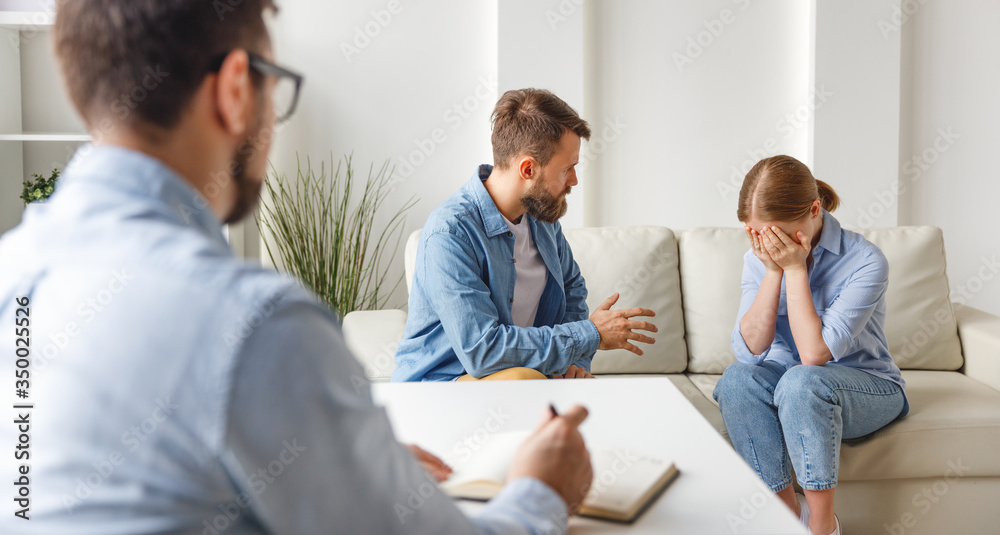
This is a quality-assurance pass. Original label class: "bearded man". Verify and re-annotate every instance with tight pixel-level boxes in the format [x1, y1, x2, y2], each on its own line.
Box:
[392, 89, 658, 382]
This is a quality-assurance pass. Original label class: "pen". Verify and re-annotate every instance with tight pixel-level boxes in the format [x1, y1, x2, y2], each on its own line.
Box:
[549, 403, 559, 418]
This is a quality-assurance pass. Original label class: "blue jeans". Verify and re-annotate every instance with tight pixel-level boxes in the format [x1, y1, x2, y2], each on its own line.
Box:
[713, 361, 905, 491]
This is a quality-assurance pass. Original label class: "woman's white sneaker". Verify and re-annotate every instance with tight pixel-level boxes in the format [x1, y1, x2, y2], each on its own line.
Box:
[796, 492, 810, 526]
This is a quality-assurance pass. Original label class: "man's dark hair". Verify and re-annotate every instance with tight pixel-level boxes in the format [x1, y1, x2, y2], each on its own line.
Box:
[54, 0, 276, 130]
[490, 88, 591, 170]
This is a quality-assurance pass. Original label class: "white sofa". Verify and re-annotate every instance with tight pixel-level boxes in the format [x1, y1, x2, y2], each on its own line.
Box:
[342, 226, 1000, 535]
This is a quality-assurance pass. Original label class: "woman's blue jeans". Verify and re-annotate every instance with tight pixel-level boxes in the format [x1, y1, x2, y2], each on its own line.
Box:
[713, 361, 905, 492]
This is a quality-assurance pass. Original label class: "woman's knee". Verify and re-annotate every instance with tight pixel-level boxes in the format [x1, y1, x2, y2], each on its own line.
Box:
[714, 362, 773, 401]
[774, 365, 833, 406]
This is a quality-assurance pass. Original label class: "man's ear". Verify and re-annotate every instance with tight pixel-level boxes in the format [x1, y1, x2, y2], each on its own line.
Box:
[517, 157, 536, 181]
[212, 49, 254, 136]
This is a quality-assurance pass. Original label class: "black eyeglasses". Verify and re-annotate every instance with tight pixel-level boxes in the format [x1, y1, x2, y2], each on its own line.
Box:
[209, 51, 304, 124]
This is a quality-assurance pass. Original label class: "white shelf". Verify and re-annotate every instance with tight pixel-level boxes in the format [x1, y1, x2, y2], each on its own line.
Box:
[0, 12, 54, 30]
[0, 132, 90, 141]
[1, 9, 80, 236]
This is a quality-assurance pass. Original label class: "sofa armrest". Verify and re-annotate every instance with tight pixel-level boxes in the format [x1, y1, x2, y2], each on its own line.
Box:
[955, 303, 1000, 393]
[342, 309, 407, 382]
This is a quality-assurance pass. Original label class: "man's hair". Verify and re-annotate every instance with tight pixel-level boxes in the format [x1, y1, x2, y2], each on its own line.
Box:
[490, 89, 591, 170]
[53, 0, 277, 130]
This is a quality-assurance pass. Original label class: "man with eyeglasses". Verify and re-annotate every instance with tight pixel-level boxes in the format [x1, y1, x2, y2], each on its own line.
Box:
[0, 1, 592, 534]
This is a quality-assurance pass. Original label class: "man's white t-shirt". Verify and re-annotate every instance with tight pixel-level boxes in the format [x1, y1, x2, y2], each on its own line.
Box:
[502, 214, 548, 328]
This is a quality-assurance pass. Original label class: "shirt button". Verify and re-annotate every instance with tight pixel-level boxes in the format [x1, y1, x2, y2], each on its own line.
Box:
[507, 232, 513, 237]
[510, 298, 514, 303]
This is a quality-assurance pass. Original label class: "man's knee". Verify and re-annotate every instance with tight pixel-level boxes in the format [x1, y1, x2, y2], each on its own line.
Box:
[460, 367, 547, 381]
[495, 367, 547, 380]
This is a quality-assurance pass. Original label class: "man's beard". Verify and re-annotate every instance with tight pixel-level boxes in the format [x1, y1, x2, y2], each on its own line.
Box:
[520, 177, 570, 224]
[223, 121, 266, 224]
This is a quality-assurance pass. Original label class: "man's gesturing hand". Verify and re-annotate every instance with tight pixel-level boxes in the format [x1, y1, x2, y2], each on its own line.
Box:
[508, 405, 593, 514]
[589, 293, 657, 356]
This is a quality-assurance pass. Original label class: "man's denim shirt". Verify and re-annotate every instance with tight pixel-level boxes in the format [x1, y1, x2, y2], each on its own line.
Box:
[392, 165, 600, 382]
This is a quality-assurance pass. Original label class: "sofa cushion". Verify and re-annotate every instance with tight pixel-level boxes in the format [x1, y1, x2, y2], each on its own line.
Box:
[856, 227, 963, 370]
[677, 228, 748, 374]
[838, 370, 1000, 480]
[678, 226, 964, 372]
[685, 370, 1000, 480]
[564, 226, 688, 374]
[342, 309, 407, 382]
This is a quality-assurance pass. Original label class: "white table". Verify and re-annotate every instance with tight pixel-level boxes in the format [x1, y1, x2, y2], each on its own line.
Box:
[372, 377, 807, 534]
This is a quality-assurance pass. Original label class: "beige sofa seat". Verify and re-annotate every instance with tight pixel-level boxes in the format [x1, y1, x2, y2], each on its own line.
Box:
[840, 370, 1000, 481]
[687, 370, 1000, 480]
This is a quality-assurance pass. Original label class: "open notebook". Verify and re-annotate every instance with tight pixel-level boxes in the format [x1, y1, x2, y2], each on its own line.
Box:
[440, 431, 678, 523]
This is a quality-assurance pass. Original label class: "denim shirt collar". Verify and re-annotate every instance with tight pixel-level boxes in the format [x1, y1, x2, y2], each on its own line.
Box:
[814, 209, 843, 256]
[467, 164, 520, 238]
[63, 143, 228, 249]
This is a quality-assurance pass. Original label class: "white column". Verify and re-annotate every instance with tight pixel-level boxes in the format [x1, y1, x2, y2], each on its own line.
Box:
[498, 0, 589, 228]
[812, 0, 902, 228]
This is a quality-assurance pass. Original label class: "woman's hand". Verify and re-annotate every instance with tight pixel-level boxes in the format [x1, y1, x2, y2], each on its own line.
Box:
[760, 226, 811, 273]
[745, 226, 781, 273]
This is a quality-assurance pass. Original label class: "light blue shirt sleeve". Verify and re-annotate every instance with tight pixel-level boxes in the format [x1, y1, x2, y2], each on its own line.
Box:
[731, 253, 795, 367]
[818, 248, 889, 361]
[419, 230, 600, 378]
[473, 478, 570, 534]
[732, 254, 770, 365]
[223, 295, 570, 534]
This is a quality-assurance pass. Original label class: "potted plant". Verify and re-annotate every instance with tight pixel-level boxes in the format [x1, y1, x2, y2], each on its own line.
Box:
[256, 153, 416, 319]
[21, 168, 60, 204]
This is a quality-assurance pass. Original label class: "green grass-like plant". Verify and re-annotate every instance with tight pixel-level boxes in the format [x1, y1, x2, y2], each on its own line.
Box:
[256, 153, 416, 319]
[21, 168, 60, 204]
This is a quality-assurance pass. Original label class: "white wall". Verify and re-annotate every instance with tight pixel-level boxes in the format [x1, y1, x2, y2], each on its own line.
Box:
[813, 0, 901, 230]
[268, 0, 499, 310]
[498, 0, 587, 227]
[898, 0, 1000, 316]
[269, 0, 999, 317]
[584, 0, 812, 228]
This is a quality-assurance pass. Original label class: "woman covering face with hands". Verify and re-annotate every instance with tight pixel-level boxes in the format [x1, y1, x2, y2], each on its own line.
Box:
[713, 155, 908, 535]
